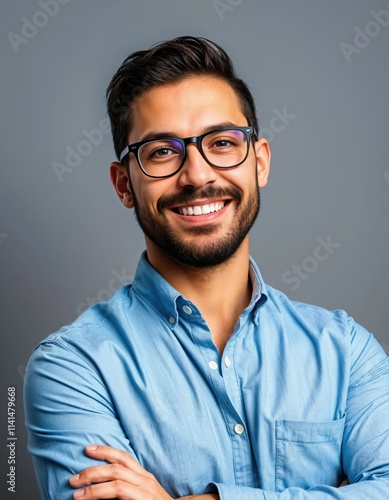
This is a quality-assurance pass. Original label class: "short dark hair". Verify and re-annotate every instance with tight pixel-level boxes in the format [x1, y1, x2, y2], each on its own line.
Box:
[106, 36, 259, 161]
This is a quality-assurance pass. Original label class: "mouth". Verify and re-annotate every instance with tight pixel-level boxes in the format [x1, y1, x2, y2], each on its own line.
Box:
[172, 200, 229, 216]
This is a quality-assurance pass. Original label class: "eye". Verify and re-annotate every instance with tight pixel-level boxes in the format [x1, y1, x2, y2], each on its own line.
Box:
[208, 136, 240, 151]
[141, 140, 182, 162]
[204, 130, 244, 151]
[212, 139, 235, 148]
[153, 148, 175, 157]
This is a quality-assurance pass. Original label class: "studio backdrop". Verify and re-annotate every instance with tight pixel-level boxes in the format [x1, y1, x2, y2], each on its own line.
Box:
[1, 1, 388, 498]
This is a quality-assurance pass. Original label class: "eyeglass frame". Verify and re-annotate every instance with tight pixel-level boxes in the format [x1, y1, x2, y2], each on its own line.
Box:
[119, 126, 257, 179]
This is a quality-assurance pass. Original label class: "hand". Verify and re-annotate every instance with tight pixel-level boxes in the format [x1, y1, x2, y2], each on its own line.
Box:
[69, 444, 173, 499]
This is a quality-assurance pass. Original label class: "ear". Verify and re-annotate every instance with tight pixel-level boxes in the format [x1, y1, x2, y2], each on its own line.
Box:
[110, 162, 134, 208]
[254, 138, 271, 188]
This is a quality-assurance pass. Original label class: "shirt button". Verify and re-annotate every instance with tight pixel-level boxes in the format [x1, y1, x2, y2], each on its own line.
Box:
[234, 423, 244, 435]
[168, 316, 175, 324]
[183, 305, 192, 314]
[225, 356, 231, 367]
[209, 361, 218, 371]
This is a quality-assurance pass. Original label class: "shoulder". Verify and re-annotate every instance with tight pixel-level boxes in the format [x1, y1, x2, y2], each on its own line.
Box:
[263, 283, 385, 352]
[29, 284, 138, 363]
[24, 285, 140, 405]
[251, 257, 350, 333]
[262, 283, 387, 365]
[264, 283, 349, 328]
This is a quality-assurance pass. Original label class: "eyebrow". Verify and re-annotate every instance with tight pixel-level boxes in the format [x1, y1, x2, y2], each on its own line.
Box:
[138, 121, 246, 143]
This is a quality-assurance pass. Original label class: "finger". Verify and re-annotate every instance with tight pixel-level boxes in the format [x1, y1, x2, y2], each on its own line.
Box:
[73, 479, 142, 499]
[69, 463, 141, 488]
[84, 445, 147, 475]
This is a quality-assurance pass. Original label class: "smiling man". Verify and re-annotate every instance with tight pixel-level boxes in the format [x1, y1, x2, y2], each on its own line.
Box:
[24, 37, 389, 499]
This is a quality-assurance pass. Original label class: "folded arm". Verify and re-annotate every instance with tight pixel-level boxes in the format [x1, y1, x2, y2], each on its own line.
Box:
[25, 321, 389, 499]
[210, 321, 389, 499]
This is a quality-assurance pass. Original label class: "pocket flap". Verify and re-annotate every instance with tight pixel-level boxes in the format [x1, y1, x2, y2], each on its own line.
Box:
[276, 414, 346, 443]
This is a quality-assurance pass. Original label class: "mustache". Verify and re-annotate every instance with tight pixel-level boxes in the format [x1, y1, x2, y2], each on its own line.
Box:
[157, 186, 243, 212]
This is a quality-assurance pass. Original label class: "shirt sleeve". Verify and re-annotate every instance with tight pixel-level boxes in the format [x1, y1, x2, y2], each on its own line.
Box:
[208, 319, 389, 499]
[24, 337, 137, 500]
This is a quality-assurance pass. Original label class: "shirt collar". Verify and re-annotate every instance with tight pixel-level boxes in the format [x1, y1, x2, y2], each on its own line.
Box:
[131, 252, 182, 326]
[131, 252, 267, 326]
[248, 256, 268, 324]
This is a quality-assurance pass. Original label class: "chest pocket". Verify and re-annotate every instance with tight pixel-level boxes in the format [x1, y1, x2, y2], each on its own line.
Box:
[275, 415, 346, 491]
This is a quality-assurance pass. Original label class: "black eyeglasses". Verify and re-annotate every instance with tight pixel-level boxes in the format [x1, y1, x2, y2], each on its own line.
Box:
[119, 126, 256, 179]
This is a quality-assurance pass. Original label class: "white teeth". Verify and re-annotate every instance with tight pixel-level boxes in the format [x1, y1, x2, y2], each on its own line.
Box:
[177, 201, 225, 216]
[193, 206, 202, 215]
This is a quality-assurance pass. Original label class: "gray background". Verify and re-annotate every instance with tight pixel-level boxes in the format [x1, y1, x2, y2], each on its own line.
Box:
[1, 0, 388, 498]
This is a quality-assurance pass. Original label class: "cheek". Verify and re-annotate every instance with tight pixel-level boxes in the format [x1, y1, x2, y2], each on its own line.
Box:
[134, 183, 168, 215]
[223, 168, 255, 192]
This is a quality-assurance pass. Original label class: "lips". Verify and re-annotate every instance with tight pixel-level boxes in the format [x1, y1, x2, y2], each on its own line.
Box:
[158, 186, 241, 215]
[176, 201, 225, 216]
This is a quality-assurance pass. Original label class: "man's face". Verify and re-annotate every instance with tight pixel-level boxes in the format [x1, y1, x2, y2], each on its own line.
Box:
[117, 76, 270, 268]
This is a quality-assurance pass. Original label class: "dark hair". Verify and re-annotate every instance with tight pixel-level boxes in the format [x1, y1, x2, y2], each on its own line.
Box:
[106, 36, 259, 160]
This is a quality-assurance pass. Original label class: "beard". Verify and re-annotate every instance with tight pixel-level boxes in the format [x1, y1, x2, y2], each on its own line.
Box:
[129, 177, 260, 269]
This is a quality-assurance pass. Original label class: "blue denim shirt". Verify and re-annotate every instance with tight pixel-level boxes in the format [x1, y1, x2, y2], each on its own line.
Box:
[24, 253, 389, 499]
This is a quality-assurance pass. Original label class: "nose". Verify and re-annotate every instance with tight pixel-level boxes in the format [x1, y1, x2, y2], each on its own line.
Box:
[176, 143, 217, 189]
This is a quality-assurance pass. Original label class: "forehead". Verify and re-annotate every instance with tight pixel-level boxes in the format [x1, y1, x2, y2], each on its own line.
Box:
[128, 76, 247, 142]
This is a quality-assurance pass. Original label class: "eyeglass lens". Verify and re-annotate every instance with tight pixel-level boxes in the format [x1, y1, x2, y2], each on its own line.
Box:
[138, 129, 248, 177]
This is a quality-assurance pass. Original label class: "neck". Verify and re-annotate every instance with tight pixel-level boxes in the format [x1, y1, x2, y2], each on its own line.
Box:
[146, 238, 252, 352]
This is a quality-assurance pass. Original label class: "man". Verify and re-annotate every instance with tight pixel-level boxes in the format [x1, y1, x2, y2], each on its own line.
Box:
[24, 36, 389, 499]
